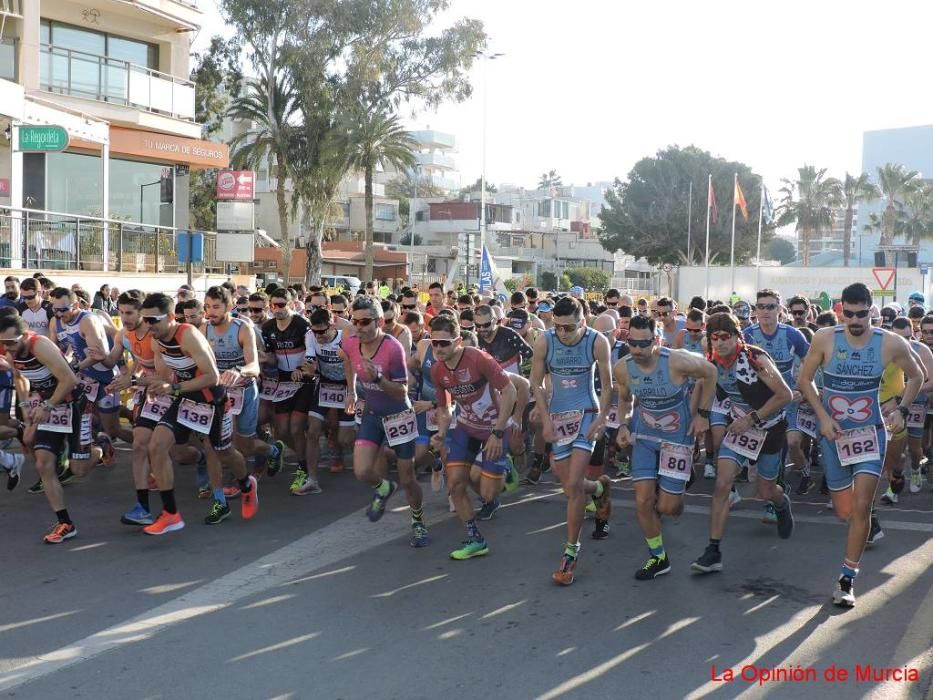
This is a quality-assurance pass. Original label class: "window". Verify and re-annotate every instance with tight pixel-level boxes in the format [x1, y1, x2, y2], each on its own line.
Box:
[0, 38, 15, 81]
[375, 203, 395, 221]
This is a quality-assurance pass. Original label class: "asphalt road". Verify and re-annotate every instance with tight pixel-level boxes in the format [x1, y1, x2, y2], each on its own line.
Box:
[1, 445, 931, 700]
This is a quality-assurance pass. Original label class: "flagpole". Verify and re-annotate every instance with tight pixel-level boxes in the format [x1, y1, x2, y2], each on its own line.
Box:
[686, 181, 693, 264]
[704, 174, 711, 299]
[730, 173, 737, 294]
[756, 181, 765, 290]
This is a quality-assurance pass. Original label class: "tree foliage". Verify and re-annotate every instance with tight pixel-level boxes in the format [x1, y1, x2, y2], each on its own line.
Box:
[565, 267, 609, 291]
[459, 177, 496, 196]
[839, 173, 879, 267]
[767, 237, 796, 265]
[776, 166, 841, 266]
[538, 270, 557, 290]
[598, 146, 773, 266]
[538, 169, 562, 190]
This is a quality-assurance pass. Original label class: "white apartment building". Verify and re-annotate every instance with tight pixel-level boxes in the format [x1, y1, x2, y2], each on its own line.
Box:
[0, 0, 229, 271]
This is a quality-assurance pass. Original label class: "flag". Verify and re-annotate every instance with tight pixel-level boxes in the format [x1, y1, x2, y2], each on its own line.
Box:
[763, 185, 775, 224]
[480, 245, 494, 294]
[709, 180, 719, 224]
[735, 180, 749, 221]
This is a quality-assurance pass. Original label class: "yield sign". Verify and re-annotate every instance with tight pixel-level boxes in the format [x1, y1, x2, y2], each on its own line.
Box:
[872, 267, 896, 290]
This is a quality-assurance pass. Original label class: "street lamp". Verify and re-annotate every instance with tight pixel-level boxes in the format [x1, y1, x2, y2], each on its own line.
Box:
[409, 163, 421, 283]
[477, 49, 504, 291]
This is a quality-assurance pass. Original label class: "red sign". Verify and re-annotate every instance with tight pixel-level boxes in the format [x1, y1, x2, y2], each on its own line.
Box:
[216, 170, 255, 201]
[872, 267, 896, 290]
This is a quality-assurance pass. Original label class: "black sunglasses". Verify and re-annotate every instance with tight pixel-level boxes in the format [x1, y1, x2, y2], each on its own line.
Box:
[475, 321, 494, 329]
[756, 303, 778, 311]
[431, 338, 456, 347]
[628, 338, 654, 348]
[843, 309, 870, 319]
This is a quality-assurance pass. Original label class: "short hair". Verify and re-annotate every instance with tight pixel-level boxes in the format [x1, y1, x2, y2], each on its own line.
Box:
[249, 292, 267, 304]
[236, 296, 249, 306]
[308, 290, 328, 303]
[269, 286, 293, 302]
[183, 298, 204, 312]
[51, 286, 75, 301]
[117, 291, 144, 309]
[142, 293, 174, 315]
[458, 294, 474, 306]
[459, 308, 474, 323]
[892, 317, 912, 331]
[204, 286, 231, 306]
[264, 282, 279, 294]
[629, 314, 656, 334]
[525, 287, 539, 299]
[428, 282, 444, 292]
[510, 291, 526, 306]
[686, 309, 705, 323]
[921, 313, 933, 327]
[788, 295, 808, 308]
[656, 297, 673, 309]
[841, 283, 872, 306]
[401, 289, 417, 301]
[908, 306, 925, 321]
[0, 314, 26, 335]
[689, 296, 706, 310]
[636, 297, 648, 307]
[705, 312, 741, 339]
[20, 278, 38, 293]
[618, 305, 632, 318]
[403, 311, 422, 326]
[757, 288, 781, 302]
[4, 275, 19, 284]
[99, 283, 110, 293]
[605, 288, 620, 299]
[474, 304, 492, 318]
[553, 297, 582, 318]
[174, 301, 186, 317]
[308, 308, 331, 326]
[708, 304, 731, 315]
[38, 277, 54, 290]
[330, 294, 347, 306]
[351, 295, 382, 318]
[436, 308, 457, 319]
[75, 289, 90, 304]
[429, 314, 459, 337]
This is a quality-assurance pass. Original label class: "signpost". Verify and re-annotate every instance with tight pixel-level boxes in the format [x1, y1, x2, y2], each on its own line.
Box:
[17, 125, 69, 152]
[872, 267, 896, 292]
[216, 170, 255, 201]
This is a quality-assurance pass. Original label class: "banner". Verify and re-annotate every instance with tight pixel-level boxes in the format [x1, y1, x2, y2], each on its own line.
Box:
[480, 245, 494, 294]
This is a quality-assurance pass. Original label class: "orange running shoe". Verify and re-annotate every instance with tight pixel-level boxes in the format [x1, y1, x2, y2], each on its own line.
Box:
[241, 475, 259, 519]
[143, 511, 184, 536]
[552, 552, 577, 586]
[43, 521, 77, 544]
[329, 457, 343, 474]
[594, 475, 612, 521]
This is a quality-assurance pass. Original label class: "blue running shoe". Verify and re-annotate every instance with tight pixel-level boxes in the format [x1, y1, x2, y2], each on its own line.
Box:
[477, 499, 500, 521]
[366, 481, 398, 522]
[409, 522, 431, 548]
[120, 502, 154, 526]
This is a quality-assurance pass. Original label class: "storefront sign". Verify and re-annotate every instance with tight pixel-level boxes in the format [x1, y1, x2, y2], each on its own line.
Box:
[108, 127, 229, 169]
[216, 170, 255, 200]
[18, 125, 69, 152]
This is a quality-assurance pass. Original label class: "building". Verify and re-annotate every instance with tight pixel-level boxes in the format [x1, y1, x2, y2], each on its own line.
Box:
[245, 241, 407, 285]
[0, 0, 230, 272]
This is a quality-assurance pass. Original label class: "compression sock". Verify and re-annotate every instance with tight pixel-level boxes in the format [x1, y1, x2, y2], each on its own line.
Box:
[213, 488, 227, 507]
[646, 534, 666, 559]
[56, 508, 72, 525]
[411, 506, 425, 524]
[136, 489, 149, 512]
[376, 479, 391, 497]
[708, 537, 721, 552]
[841, 558, 860, 579]
[160, 489, 177, 514]
[466, 519, 482, 541]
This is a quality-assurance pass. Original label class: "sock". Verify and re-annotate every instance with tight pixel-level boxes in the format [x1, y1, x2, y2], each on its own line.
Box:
[213, 488, 227, 506]
[376, 479, 390, 497]
[56, 508, 71, 525]
[841, 558, 859, 579]
[646, 534, 665, 558]
[0, 451, 14, 469]
[239, 476, 252, 492]
[593, 480, 605, 499]
[564, 541, 580, 558]
[466, 519, 482, 541]
[800, 463, 811, 478]
[532, 453, 544, 469]
[161, 489, 177, 514]
[411, 506, 424, 524]
[298, 460, 307, 471]
[136, 489, 149, 512]
[708, 537, 721, 552]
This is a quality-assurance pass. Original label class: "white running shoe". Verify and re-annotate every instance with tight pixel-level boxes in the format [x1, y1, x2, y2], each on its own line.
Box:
[728, 489, 742, 509]
[909, 469, 922, 494]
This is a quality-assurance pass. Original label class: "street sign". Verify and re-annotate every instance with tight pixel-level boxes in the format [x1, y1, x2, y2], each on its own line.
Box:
[217, 201, 255, 231]
[176, 231, 204, 264]
[872, 267, 896, 290]
[17, 125, 69, 152]
[216, 170, 255, 201]
[921, 263, 929, 276]
[215, 233, 255, 263]
[870, 289, 894, 297]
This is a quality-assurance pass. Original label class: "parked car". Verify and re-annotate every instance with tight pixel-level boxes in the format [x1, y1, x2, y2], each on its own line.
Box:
[322, 274, 362, 296]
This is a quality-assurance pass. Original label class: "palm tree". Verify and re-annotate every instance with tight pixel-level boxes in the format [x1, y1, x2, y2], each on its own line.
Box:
[839, 173, 879, 267]
[897, 184, 933, 247]
[876, 163, 919, 247]
[331, 107, 417, 282]
[538, 169, 562, 191]
[227, 74, 300, 245]
[777, 166, 841, 266]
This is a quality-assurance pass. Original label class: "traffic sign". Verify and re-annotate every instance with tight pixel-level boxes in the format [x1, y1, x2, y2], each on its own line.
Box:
[216, 170, 255, 201]
[921, 263, 929, 275]
[176, 231, 204, 264]
[872, 267, 896, 290]
[17, 125, 69, 152]
[870, 289, 894, 298]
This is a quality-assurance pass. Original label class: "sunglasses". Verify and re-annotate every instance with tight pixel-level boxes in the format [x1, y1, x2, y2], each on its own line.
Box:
[554, 323, 579, 333]
[628, 338, 654, 348]
[142, 314, 168, 324]
[843, 309, 870, 319]
[352, 317, 375, 327]
[431, 338, 456, 348]
[271, 302, 288, 309]
[475, 321, 494, 329]
[460, 324, 474, 330]
[709, 331, 733, 341]
[401, 304, 417, 310]
[791, 309, 807, 316]
[686, 328, 703, 334]
[311, 327, 330, 336]
[248, 307, 265, 313]
[53, 305, 72, 313]
[756, 303, 778, 311]
[0, 335, 22, 346]
[605, 301, 619, 307]
[658, 310, 671, 317]
[305, 305, 320, 313]
[21, 294, 36, 301]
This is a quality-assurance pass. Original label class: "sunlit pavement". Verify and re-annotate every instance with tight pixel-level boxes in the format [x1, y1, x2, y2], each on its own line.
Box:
[1, 449, 931, 700]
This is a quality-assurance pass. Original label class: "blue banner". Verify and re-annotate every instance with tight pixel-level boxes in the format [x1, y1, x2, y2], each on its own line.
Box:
[479, 245, 494, 294]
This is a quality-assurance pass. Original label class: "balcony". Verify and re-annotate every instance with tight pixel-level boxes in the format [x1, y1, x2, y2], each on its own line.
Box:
[416, 152, 456, 171]
[40, 44, 195, 122]
[411, 130, 456, 151]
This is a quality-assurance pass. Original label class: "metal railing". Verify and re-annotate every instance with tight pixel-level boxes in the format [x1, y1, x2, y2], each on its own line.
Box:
[40, 44, 196, 121]
[0, 207, 225, 273]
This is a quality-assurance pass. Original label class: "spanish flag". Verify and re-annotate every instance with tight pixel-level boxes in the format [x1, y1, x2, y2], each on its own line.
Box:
[735, 181, 749, 221]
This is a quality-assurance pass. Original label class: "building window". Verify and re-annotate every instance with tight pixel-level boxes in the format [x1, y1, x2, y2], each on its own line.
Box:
[373, 231, 393, 243]
[375, 203, 395, 221]
[0, 38, 16, 81]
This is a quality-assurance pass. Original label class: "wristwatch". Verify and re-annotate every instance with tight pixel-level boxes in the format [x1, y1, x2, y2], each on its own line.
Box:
[697, 408, 711, 419]
[491, 429, 504, 439]
[897, 404, 910, 420]
[750, 410, 763, 428]
[171, 383, 182, 397]
[40, 400, 55, 411]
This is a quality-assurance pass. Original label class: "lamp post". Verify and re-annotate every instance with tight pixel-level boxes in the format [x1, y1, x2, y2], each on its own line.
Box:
[478, 49, 504, 290]
[409, 163, 421, 284]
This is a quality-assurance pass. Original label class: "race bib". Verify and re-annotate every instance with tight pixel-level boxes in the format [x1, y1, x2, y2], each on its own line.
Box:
[39, 403, 73, 433]
[606, 404, 620, 430]
[140, 393, 173, 423]
[260, 380, 301, 403]
[907, 403, 926, 429]
[259, 379, 278, 401]
[79, 376, 99, 403]
[227, 386, 245, 416]
[426, 407, 439, 432]
[383, 409, 417, 447]
[835, 426, 880, 467]
[658, 441, 693, 481]
[722, 427, 766, 460]
[177, 398, 215, 435]
[712, 396, 732, 415]
[319, 382, 347, 409]
[127, 387, 144, 411]
[551, 410, 584, 447]
[795, 405, 818, 438]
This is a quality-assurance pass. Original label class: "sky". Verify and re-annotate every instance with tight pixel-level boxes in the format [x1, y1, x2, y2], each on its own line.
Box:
[193, 0, 933, 193]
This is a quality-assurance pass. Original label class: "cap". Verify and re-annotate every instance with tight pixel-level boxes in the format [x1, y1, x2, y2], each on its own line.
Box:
[537, 301, 553, 313]
[909, 290, 925, 302]
[570, 286, 585, 299]
[507, 309, 529, 329]
[733, 303, 750, 319]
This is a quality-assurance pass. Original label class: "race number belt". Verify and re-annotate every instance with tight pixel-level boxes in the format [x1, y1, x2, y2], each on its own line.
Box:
[383, 409, 417, 447]
[658, 441, 693, 481]
[835, 426, 880, 467]
[550, 410, 584, 447]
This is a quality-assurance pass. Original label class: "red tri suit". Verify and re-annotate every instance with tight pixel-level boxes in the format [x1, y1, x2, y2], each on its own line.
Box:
[431, 347, 511, 439]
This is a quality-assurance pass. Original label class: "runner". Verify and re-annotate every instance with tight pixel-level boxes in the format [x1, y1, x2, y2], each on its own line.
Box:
[529, 296, 613, 586]
[16, 278, 54, 337]
[429, 315, 517, 559]
[615, 314, 717, 578]
[796, 283, 922, 607]
[889, 317, 933, 496]
[141, 292, 258, 535]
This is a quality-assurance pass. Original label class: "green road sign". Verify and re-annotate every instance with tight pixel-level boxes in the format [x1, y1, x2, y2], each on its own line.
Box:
[17, 125, 69, 152]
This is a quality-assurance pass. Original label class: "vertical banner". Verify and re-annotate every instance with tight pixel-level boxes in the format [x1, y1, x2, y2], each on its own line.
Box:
[480, 245, 494, 294]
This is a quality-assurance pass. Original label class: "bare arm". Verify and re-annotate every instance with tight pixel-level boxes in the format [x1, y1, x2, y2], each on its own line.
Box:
[911, 342, 933, 395]
[529, 332, 550, 412]
[32, 337, 79, 409]
[886, 333, 923, 411]
[78, 314, 109, 371]
[798, 328, 831, 427]
[237, 323, 260, 379]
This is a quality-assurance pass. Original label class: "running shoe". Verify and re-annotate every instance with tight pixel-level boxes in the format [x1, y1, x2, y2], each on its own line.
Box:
[204, 500, 231, 525]
[552, 552, 577, 586]
[26, 477, 44, 495]
[503, 456, 519, 493]
[58, 466, 75, 485]
[614, 459, 631, 479]
[5, 453, 23, 491]
[97, 432, 115, 466]
[592, 519, 609, 540]
[635, 554, 671, 580]
[409, 522, 431, 548]
[584, 500, 596, 518]
[328, 457, 343, 474]
[728, 489, 742, 509]
[289, 468, 308, 493]
[365, 481, 397, 522]
[522, 464, 542, 485]
[775, 494, 794, 539]
[819, 475, 829, 495]
[703, 463, 716, 479]
[450, 538, 488, 560]
[909, 469, 922, 494]
[477, 499, 500, 521]
[691, 545, 723, 573]
[121, 503, 153, 526]
[833, 575, 856, 607]
[293, 477, 322, 496]
[795, 473, 813, 495]
[223, 485, 242, 499]
[143, 511, 185, 536]
[762, 502, 777, 524]
[267, 439, 286, 477]
[43, 521, 77, 544]
[594, 475, 612, 521]
[241, 476, 259, 519]
[880, 488, 897, 505]
[197, 485, 211, 500]
[867, 515, 884, 545]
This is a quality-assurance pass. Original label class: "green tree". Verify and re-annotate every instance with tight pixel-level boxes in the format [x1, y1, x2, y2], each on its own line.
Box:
[598, 146, 772, 266]
[386, 172, 445, 199]
[897, 183, 933, 247]
[565, 267, 609, 291]
[538, 270, 557, 290]
[559, 273, 572, 291]
[459, 177, 497, 197]
[776, 165, 841, 266]
[502, 278, 517, 292]
[538, 170, 563, 190]
[877, 163, 920, 247]
[398, 232, 423, 246]
[766, 237, 796, 264]
[331, 108, 417, 281]
[839, 173, 880, 267]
